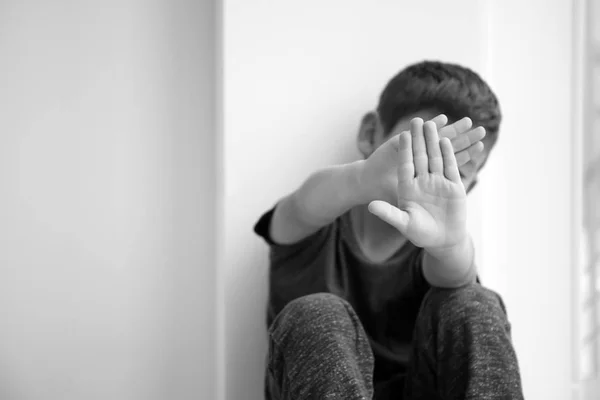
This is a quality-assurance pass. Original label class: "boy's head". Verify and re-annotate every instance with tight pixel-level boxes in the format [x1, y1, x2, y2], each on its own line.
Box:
[357, 60, 501, 192]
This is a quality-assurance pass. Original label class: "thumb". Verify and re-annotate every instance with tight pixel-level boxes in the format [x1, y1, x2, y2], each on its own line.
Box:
[368, 200, 410, 233]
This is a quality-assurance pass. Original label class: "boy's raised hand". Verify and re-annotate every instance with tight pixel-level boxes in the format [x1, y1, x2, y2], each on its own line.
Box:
[359, 114, 485, 205]
[368, 118, 469, 250]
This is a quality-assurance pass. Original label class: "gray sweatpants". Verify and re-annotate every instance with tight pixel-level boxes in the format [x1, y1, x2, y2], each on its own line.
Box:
[265, 284, 524, 399]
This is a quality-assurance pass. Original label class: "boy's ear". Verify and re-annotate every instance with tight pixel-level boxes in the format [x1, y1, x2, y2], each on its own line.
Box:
[357, 111, 382, 158]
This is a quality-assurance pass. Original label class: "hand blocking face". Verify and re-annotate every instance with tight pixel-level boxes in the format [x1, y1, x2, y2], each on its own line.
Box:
[368, 118, 477, 249]
[359, 113, 486, 207]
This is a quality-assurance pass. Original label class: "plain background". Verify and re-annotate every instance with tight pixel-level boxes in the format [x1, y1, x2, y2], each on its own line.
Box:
[1, 0, 217, 399]
[0, 0, 593, 399]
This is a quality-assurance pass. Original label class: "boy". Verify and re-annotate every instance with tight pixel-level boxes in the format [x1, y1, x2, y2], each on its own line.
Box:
[254, 61, 524, 399]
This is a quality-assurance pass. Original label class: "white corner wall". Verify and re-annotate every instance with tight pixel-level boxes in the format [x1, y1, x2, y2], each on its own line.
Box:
[0, 0, 577, 399]
[0, 1, 217, 399]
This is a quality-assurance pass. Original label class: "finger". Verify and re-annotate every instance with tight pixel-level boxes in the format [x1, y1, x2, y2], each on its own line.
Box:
[455, 141, 485, 167]
[430, 114, 448, 130]
[451, 126, 486, 153]
[424, 121, 443, 174]
[397, 131, 414, 182]
[459, 142, 487, 174]
[368, 200, 409, 233]
[471, 141, 486, 165]
[439, 117, 473, 139]
[410, 118, 428, 175]
[441, 137, 461, 183]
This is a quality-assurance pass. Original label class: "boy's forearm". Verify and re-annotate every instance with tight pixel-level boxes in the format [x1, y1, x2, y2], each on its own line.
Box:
[422, 235, 477, 288]
[269, 160, 368, 245]
[292, 160, 367, 227]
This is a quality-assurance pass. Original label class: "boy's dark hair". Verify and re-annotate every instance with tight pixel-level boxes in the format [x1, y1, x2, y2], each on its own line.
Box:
[377, 60, 501, 150]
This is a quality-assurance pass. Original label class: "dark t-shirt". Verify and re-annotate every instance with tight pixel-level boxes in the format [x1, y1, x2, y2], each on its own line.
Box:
[254, 207, 432, 393]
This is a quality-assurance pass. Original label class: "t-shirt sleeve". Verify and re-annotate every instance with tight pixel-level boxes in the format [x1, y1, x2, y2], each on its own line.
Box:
[253, 207, 280, 246]
[253, 206, 333, 266]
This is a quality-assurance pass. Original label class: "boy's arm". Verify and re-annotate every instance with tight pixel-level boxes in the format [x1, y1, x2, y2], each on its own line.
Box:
[368, 118, 483, 288]
[270, 162, 365, 245]
[270, 115, 485, 245]
[270, 114, 446, 245]
[422, 235, 477, 288]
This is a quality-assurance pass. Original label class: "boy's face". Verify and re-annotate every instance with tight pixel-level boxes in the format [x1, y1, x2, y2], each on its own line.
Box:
[358, 109, 483, 193]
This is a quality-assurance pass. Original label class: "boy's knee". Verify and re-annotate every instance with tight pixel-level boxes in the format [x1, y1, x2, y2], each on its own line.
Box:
[269, 293, 359, 345]
[268, 294, 375, 399]
[421, 283, 509, 330]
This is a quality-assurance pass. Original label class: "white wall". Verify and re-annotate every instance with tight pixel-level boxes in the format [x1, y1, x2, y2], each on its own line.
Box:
[222, 1, 490, 399]
[479, 1, 574, 399]
[0, 1, 217, 399]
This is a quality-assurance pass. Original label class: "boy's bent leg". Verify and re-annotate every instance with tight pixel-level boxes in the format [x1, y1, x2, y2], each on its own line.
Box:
[266, 293, 374, 400]
[404, 283, 524, 400]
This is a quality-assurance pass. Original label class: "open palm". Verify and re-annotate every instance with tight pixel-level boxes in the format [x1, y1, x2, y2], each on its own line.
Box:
[369, 118, 469, 249]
